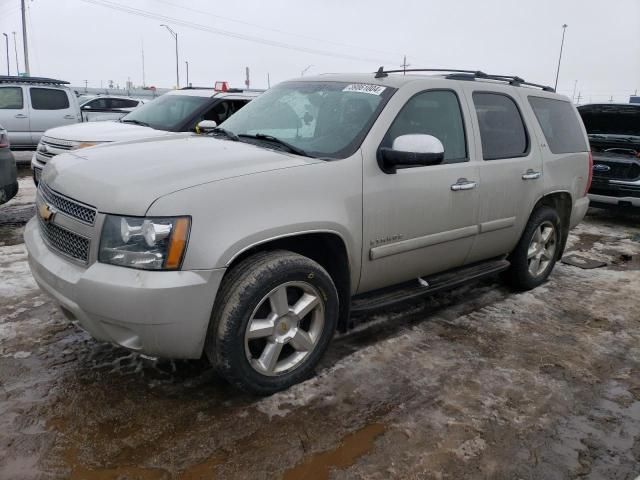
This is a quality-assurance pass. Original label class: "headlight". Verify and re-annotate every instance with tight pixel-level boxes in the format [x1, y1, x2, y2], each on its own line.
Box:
[99, 215, 191, 270]
[71, 141, 103, 150]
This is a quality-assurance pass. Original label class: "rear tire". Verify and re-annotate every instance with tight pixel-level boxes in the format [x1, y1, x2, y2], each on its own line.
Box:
[506, 206, 561, 291]
[206, 250, 339, 395]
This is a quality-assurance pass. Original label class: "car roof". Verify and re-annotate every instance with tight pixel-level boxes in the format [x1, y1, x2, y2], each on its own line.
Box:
[166, 88, 263, 98]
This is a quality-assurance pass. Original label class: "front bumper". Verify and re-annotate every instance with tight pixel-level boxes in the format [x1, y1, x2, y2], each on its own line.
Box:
[588, 179, 640, 208]
[24, 217, 225, 358]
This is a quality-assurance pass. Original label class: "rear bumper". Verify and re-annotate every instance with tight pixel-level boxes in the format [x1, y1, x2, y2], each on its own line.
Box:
[24, 217, 226, 358]
[569, 196, 590, 229]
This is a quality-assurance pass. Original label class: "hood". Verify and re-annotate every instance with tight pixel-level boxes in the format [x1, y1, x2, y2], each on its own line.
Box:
[44, 121, 172, 143]
[42, 135, 317, 215]
[578, 104, 640, 138]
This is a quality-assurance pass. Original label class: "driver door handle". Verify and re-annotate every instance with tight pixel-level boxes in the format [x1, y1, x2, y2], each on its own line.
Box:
[64, 114, 76, 119]
[522, 169, 541, 180]
[14, 114, 27, 118]
[451, 178, 478, 191]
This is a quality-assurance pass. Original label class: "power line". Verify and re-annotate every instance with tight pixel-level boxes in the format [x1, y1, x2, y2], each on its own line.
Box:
[153, 0, 402, 60]
[78, 0, 396, 65]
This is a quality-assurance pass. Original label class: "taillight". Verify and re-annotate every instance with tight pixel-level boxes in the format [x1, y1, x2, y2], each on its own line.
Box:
[585, 151, 593, 196]
[0, 130, 9, 148]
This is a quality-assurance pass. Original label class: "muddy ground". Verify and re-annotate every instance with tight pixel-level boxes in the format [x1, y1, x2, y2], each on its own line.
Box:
[1, 162, 640, 480]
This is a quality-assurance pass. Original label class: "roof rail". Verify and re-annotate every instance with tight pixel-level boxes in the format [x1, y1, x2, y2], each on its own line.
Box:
[0, 75, 70, 85]
[373, 67, 555, 92]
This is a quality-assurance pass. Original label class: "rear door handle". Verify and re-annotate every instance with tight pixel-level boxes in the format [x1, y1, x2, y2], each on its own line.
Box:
[64, 114, 76, 119]
[451, 178, 478, 191]
[522, 169, 541, 180]
[14, 114, 27, 118]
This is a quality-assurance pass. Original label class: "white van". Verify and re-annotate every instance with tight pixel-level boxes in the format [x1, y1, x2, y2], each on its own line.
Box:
[0, 76, 81, 149]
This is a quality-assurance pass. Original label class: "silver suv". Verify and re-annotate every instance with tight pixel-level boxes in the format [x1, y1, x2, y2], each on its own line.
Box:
[25, 69, 591, 394]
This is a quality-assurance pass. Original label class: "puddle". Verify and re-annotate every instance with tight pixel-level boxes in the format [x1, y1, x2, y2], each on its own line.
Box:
[282, 423, 385, 480]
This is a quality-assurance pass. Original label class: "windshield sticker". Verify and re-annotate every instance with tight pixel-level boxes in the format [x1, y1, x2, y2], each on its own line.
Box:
[343, 84, 387, 95]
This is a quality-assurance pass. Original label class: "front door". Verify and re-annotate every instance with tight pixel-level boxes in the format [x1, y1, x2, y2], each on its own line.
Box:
[0, 86, 30, 147]
[28, 87, 79, 144]
[359, 87, 480, 293]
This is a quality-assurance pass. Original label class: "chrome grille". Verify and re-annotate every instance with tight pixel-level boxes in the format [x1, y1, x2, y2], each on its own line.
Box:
[38, 216, 90, 263]
[39, 182, 97, 225]
[36, 136, 77, 165]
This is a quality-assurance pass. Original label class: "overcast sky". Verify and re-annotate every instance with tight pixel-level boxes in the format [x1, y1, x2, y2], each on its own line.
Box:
[1, 0, 638, 102]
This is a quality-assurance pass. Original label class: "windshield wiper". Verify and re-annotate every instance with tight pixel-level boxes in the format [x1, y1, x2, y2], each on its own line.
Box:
[208, 127, 239, 141]
[238, 133, 314, 158]
[121, 119, 151, 128]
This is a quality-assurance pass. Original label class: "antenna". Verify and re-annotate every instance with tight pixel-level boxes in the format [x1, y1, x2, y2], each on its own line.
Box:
[400, 55, 410, 75]
[141, 40, 146, 87]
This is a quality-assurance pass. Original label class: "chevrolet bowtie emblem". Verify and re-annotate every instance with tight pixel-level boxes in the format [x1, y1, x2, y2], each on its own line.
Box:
[38, 202, 56, 223]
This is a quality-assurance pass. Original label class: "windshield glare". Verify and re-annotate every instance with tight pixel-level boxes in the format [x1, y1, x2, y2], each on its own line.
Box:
[220, 81, 395, 158]
[121, 94, 210, 131]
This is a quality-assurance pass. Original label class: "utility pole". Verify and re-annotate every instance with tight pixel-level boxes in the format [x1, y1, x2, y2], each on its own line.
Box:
[84, 80, 88, 92]
[571, 80, 578, 103]
[141, 40, 146, 87]
[21, 0, 30, 75]
[2, 34, 8, 76]
[300, 65, 312, 77]
[245, 66, 250, 89]
[609, 95, 614, 103]
[401, 55, 410, 75]
[576, 91, 582, 105]
[185, 61, 189, 87]
[554, 24, 568, 91]
[160, 24, 179, 88]
[267, 73, 270, 89]
[12, 32, 19, 75]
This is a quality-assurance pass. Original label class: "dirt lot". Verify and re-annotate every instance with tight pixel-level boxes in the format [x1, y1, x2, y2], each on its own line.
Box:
[1, 165, 640, 480]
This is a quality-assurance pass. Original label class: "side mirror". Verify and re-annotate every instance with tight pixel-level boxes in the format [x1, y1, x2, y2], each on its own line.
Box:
[82, 105, 91, 110]
[378, 134, 445, 174]
[196, 120, 217, 134]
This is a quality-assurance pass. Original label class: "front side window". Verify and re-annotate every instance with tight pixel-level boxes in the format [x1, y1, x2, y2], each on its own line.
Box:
[221, 81, 396, 159]
[110, 98, 139, 109]
[529, 97, 588, 153]
[30, 88, 70, 110]
[382, 90, 467, 163]
[121, 94, 211, 130]
[473, 92, 528, 160]
[0, 87, 24, 109]
[85, 98, 108, 109]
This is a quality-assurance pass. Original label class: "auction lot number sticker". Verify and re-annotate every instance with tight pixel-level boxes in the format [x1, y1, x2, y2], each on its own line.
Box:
[343, 84, 387, 95]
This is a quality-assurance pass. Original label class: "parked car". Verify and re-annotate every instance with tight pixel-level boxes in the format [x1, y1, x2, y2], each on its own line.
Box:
[25, 69, 591, 394]
[80, 95, 146, 122]
[578, 103, 640, 208]
[31, 84, 262, 184]
[0, 76, 81, 149]
[0, 124, 18, 204]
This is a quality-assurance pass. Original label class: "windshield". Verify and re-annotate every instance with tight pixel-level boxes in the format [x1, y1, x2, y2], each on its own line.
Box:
[120, 94, 210, 131]
[220, 81, 396, 159]
[579, 106, 640, 138]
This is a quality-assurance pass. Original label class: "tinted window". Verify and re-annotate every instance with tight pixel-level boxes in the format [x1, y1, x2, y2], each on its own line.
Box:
[85, 98, 108, 109]
[121, 94, 212, 130]
[473, 92, 528, 160]
[30, 88, 70, 110]
[0, 87, 24, 109]
[383, 90, 467, 163]
[110, 98, 139, 109]
[529, 97, 588, 153]
[200, 100, 247, 124]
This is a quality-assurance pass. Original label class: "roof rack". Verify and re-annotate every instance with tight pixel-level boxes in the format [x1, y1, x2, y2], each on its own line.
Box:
[373, 67, 555, 92]
[0, 75, 70, 85]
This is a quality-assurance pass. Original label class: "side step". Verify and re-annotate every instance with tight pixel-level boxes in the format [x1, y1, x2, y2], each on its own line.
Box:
[351, 258, 510, 314]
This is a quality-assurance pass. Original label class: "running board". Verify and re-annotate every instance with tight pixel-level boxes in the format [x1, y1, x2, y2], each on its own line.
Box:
[351, 258, 510, 314]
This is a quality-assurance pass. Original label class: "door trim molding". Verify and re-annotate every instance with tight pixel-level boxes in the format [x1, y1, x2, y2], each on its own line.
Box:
[479, 216, 516, 233]
[370, 225, 478, 260]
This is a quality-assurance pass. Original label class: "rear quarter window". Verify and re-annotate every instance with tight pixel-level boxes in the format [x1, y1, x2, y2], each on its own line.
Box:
[528, 96, 588, 153]
[30, 88, 70, 110]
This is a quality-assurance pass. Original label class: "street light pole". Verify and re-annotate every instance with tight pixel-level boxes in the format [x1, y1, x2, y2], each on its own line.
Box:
[554, 24, 568, 91]
[12, 32, 19, 75]
[2, 33, 9, 75]
[160, 24, 179, 88]
[185, 61, 189, 87]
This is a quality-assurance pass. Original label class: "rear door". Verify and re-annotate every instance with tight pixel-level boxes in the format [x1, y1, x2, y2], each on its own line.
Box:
[464, 88, 543, 263]
[28, 87, 79, 143]
[0, 86, 30, 147]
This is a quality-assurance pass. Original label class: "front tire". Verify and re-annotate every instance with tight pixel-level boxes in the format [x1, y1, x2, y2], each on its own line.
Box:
[506, 206, 561, 291]
[206, 250, 339, 395]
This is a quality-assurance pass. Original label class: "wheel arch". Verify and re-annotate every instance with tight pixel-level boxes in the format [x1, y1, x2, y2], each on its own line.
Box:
[528, 190, 573, 260]
[224, 231, 353, 332]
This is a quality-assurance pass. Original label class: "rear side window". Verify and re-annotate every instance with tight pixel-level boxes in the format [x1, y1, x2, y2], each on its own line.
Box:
[0, 87, 24, 109]
[384, 90, 467, 163]
[30, 88, 70, 110]
[473, 92, 528, 160]
[529, 97, 588, 153]
[110, 98, 139, 109]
